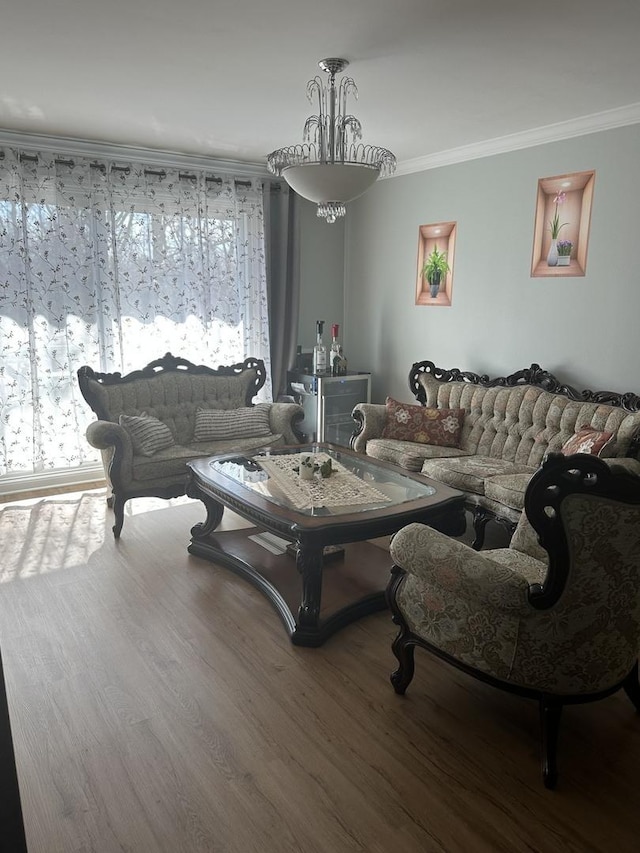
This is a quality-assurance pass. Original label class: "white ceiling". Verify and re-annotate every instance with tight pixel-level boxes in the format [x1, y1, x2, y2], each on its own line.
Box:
[3, 0, 640, 172]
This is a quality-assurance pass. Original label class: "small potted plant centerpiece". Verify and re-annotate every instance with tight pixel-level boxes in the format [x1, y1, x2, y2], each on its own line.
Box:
[556, 240, 572, 266]
[294, 453, 333, 480]
[423, 245, 451, 299]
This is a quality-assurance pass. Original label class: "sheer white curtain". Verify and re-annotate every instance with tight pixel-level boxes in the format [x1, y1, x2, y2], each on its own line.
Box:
[0, 149, 271, 477]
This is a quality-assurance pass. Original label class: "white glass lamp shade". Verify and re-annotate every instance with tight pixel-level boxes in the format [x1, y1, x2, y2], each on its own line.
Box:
[267, 58, 396, 222]
[282, 163, 380, 204]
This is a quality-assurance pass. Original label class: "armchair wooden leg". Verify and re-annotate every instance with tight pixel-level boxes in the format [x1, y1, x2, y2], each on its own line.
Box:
[387, 567, 416, 695]
[112, 495, 125, 539]
[390, 632, 416, 695]
[622, 661, 640, 712]
[540, 697, 562, 789]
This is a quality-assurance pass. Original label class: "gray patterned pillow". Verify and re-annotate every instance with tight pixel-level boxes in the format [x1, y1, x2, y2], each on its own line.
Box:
[119, 413, 175, 456]
[194, 404, 272, 442]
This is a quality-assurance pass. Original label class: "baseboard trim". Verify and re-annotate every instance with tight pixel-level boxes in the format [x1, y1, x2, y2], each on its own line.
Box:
[0, 465, 106, 501]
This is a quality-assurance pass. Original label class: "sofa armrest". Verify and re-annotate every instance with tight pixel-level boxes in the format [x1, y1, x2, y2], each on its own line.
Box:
[351, 402, 387, 453]
[86, 420, 134, 487]
[86, 419, 130, 452]
[390, 522, 532, 614]
[268, 402, 305, 444]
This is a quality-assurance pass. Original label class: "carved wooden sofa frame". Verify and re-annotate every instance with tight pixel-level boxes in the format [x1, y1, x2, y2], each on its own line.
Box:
[352, 361, 640, 548]
[78, 353, 304, 537]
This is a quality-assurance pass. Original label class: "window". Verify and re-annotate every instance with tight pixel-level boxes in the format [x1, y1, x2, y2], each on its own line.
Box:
[0, 152, 270, 477]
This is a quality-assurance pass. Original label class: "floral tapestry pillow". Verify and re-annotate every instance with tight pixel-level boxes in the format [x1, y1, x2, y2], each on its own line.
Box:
[561, 425, 614, 457]
[382, 397, 465, 447]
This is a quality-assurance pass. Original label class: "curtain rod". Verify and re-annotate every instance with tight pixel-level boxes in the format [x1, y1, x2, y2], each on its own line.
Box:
[11, 153, 258, 187]
[0, 129, 272, 178]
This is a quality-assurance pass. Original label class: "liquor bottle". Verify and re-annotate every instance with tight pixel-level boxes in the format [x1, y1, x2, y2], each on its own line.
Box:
[330, 324, 341, 375]
[312, 320, 327, 374]
[336, 345, 348, 376]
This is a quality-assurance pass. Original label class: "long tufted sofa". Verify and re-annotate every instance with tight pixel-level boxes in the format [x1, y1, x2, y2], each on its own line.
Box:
[351, 361, 640, 547]
[78, 353, 303, 537]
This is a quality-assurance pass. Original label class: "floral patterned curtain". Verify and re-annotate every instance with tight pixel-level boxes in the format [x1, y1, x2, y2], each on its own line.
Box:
[0, 150, 271, 477]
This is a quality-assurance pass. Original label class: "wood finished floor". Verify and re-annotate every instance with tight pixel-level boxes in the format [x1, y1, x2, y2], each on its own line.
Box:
[1, 491, 639, 853]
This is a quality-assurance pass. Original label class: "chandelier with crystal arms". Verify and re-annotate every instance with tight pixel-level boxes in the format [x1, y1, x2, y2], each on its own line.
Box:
[267, 58, 396, 223]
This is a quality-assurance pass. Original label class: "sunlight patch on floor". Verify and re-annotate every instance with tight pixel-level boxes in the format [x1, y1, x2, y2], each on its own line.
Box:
[0, 487, 256, 584]
[0, 490, 108, 582]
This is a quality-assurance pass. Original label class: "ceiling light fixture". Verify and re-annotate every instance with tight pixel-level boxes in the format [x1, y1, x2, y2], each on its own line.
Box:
[267, 58, 396, 223]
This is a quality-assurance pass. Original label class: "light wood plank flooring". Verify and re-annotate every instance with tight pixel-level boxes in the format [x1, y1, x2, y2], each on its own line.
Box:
[1, 491, 639, 853]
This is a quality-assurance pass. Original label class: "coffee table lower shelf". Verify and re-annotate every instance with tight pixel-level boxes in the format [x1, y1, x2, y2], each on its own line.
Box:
[188, 528, 392, 647]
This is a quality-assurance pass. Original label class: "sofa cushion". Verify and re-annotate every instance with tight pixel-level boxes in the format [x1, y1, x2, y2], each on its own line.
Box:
[560, 425, 614, 457]
[484, 472, 532, 511]
[131, 434, 285, 482]
[119, 413, 175, 456]
[366, 438, 472, 472]
[194, 404, 272, 442]
[464, 493, 522, 526]
[420, 456, 534, 496]
[382, 398, 465, 447]
[603, 457, 640, 477]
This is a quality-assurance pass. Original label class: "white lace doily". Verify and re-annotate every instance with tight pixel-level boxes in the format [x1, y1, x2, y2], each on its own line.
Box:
[258, 452, 390, 510]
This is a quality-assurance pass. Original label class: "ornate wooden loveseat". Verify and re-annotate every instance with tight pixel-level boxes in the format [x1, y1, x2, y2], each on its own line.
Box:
[352, 361, 640, 547]
[78, 353, 304, 537]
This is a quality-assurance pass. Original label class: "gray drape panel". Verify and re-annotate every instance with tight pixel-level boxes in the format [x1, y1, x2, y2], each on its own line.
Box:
[263, 183, 300, 400]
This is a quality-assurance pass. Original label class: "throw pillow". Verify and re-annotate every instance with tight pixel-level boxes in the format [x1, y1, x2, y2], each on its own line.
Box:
[119, 413, 175, 456]
[194, 404, 272, 442]
[561, 425, 614, 457]
[382, 398, 465, 447]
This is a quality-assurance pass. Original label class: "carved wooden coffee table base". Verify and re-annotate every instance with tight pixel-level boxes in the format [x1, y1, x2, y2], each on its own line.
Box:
[187, 446, 465, 647]
[188, 514, 393, 647]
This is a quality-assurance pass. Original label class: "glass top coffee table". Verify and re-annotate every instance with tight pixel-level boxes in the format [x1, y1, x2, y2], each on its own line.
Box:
[186, 443, 465, 646]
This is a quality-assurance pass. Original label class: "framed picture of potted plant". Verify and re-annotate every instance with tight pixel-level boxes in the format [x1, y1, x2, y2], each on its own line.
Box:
[531, 170, 595, 277]
[416, 221, 456, 306]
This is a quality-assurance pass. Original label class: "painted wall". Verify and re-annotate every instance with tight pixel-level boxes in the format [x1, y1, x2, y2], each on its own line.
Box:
[343, 123, 640, 402]
[297, 198, 345, 354]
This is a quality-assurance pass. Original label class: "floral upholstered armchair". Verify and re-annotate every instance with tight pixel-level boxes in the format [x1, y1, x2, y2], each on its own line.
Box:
[387, 453, 640, 788]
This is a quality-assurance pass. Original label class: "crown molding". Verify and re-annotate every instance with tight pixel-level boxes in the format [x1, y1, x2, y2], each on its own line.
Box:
[393, 102, 640, 177]
[0, 128, 271, 178]
[4, 101, 640, 182]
